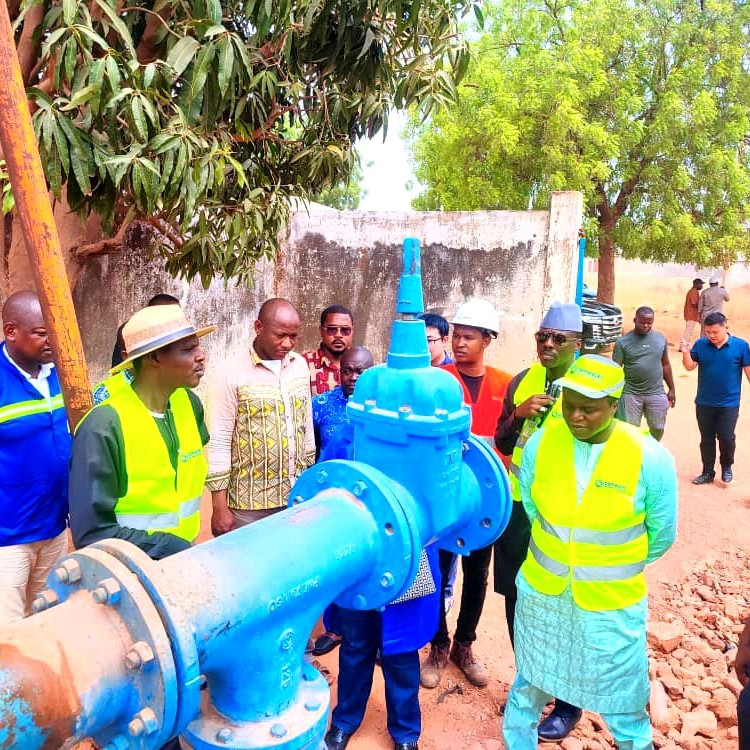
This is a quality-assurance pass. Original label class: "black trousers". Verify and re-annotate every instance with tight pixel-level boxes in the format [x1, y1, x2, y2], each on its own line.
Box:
[432, 545, 492, 647]
[739, 682, 750, 750]
[696, 405, 740, 473]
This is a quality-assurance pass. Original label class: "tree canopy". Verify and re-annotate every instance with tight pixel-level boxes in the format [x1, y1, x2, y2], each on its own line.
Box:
[6, 0, 480, 285]
[408, 0, 750, 302]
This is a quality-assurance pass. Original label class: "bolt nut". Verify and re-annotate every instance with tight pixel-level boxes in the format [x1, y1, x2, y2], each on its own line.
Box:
[270, 723, 287, 739]
[127, 707, 158, 737]
[380, 572, 395, 589]
[352, 480, 367, 497]
[91, 577, 122, 605]
[125, 641, 155, 671]
[54, 559, 82, 584]
[31, 589, 59, 614]
[316, 469, 328, 485]
[216, 727, 233, 743]
[304, 699, 322, 712]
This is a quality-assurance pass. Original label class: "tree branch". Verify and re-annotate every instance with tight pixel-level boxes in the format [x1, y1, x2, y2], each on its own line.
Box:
[133, 6, 176, 63]
[74, 223, 129, 257]
[146, 216, 184, 248]
[17, 2, 44, 85]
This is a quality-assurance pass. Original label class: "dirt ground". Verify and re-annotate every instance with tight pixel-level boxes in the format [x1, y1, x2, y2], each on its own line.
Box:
[190, 275, 750, 749]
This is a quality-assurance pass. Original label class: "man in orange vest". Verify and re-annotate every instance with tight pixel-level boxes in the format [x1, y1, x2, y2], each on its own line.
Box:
[420, 299, 512, 690]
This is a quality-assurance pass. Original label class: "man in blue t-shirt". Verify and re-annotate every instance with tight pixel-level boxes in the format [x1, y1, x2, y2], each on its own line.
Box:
[680, 312, 750, 484]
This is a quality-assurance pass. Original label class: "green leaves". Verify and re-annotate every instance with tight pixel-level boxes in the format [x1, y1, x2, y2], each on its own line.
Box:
[22, 0, 479, 283]
[409, 0, 750, 273]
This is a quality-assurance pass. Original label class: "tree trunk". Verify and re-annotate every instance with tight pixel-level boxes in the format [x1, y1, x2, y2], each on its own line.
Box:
[597, 221, 616, 304]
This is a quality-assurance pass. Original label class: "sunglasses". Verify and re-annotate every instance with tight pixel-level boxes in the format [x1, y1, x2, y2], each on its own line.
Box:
[324, 326, 352, 336]
[534, 331, 580, 346]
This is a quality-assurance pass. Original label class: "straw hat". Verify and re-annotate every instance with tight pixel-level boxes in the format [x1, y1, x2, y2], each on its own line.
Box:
[111, 305, 216, 374]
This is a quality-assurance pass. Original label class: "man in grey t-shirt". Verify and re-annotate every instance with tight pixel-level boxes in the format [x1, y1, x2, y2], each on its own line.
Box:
[613, 306, 676, 440]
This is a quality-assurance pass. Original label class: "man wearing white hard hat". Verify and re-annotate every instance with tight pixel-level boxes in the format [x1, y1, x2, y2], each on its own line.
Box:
[502, 355, 677, 750]
[69, 304, 214, 560]
[698, 273, 729, 333]
[420, 299, 512, 690]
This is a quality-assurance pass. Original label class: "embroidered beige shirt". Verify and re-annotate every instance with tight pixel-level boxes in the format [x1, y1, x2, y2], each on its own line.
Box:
[207, 344, 315, 510]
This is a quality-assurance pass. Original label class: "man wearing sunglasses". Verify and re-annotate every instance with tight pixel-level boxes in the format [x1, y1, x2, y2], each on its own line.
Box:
[303, 305, 355, 395]
[493, 301, 584, 741]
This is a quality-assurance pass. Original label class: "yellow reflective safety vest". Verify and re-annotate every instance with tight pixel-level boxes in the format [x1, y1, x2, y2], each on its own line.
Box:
[93, 383, 205, 543]
[521, 418, 648, 611]
[508, 363, 563, 502]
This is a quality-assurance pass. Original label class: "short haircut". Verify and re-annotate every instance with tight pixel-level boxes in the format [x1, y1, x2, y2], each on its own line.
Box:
[320, 305, 353, 326]
[147, 293, 180, 306]
[635, 306, 654, 318]
[693, 278, 703, 285]
[419, 313, 449, 338]
[704, 311, 727, 327]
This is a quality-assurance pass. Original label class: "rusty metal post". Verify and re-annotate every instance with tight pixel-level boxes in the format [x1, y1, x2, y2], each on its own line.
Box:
[0, 0, 92, 428]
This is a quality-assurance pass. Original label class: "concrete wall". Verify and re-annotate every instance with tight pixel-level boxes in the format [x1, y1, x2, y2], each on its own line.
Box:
[73, 191, 583, 388]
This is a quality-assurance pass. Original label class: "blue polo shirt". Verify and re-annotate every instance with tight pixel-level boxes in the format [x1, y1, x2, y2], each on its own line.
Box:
[690, 334, 750, 407]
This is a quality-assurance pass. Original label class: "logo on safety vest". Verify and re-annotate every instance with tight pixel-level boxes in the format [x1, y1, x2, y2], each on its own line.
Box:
[594, 478, 627, 492]
[180, 449, 202, 462]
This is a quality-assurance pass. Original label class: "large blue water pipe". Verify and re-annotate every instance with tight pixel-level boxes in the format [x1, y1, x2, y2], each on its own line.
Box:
[0, 238, 511, 750]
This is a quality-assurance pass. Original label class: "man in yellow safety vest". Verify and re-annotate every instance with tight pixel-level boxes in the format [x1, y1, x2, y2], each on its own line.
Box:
[493, 301, 583, 740]
[69, 305, 215, 560]
[501, 355, 678, 750]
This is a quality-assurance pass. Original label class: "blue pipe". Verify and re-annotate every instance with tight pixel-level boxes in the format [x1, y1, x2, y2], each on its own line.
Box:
[0, 238, 511, 750]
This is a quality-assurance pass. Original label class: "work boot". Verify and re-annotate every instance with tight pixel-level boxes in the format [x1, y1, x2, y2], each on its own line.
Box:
[420, 643, 449, 688]
[450, 640, 489, 687]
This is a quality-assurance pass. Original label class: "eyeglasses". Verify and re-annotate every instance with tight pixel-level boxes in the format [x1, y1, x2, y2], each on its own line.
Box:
[534, 331, 580, 346]
[324, 326, 352, 336]
[426, 337, 443, 344]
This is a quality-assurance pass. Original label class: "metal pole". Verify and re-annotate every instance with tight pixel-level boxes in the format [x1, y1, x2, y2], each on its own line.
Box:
[0, 0, 93, 428]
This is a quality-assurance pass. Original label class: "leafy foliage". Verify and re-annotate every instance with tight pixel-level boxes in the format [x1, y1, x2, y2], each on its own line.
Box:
[13, 0, 481, 285]
[408, 0, 750, 298]
[313, 159, 367, 210]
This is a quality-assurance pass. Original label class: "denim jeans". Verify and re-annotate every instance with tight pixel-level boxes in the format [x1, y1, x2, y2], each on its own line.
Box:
[332, 608, 421, 744]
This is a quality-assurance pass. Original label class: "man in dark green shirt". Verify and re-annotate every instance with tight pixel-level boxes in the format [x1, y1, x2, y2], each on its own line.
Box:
[69, 305, 214, 560]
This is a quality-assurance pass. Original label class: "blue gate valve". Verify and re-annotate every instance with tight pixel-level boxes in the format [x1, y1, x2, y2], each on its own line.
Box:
[0, 238, 511, 750]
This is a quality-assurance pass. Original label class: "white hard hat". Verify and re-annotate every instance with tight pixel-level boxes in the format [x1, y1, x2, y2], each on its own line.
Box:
[451, 299, 501, 335]
[709, 273, 721, 284]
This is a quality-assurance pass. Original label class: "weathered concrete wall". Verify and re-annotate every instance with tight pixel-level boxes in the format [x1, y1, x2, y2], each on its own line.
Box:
[73, 191, 583, 387]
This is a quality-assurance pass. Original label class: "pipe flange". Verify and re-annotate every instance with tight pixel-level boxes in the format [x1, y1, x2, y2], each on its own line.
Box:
[439, 434, 512, 555]
[290, 460, 421, 611]
[92, 538, 203, 737]
[181, 660, 329, 749]
[44, 546, 178, 749]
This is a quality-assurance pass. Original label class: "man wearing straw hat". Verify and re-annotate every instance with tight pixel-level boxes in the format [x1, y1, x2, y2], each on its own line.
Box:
[69, 304, 214, 560]
[501, 355, 678, 750]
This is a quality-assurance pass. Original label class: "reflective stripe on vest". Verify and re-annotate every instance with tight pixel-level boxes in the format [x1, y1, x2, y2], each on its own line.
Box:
[0, 393, 65, 424]
[509, 364, 561, 501]
[116, 495, 202, 531]
[521, 419, 648, 611]
[89, 384, 206, 543]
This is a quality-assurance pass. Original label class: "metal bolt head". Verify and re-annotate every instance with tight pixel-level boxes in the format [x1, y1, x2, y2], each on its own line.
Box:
[216, 727, 233, 743]
[91, 577, 122, 605]
[270, 723, 287, 738]
[125, 641, 155, 671]
[380, 572, 395, 589]
[352, 480, 367, 497]
[31, 589, 59, 614]
[128, 707, 157, 737]
[54, 559, 82, 584]
[304, 699, 322, 711]
[316, 469, 328, 485]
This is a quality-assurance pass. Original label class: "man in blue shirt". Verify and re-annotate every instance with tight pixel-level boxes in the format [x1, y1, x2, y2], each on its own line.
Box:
[420, 313, 454, 367]
[311, 346, 374, 658]
[0, 291, 71, 626]
[680, 311, 750, 484]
